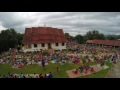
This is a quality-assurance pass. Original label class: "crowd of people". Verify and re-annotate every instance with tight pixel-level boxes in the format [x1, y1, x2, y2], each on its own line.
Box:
[0, 72, 53, 78]
[0, 48, 68, 68]
[0, 43, 120, 78]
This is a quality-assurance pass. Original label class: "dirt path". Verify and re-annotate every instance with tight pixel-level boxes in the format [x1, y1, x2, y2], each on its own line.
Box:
[106, 60, 120, 78]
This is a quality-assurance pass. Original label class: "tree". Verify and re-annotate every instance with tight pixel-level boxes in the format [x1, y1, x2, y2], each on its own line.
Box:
[17, 33, 24, 45]
[0, 28, 24, 53]
[75, 34, 84, 44]
[99, 34, 106, 40]
[65, 33, 70, 37]
[84, 30, 106, 41]
[106, 35, 116, 40]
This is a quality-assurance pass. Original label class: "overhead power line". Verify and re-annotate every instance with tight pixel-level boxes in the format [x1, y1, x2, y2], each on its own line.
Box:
[26, 12, 33, 27]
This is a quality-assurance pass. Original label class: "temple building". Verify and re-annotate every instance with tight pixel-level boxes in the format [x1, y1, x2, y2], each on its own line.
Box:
[22, 27, 67, 52]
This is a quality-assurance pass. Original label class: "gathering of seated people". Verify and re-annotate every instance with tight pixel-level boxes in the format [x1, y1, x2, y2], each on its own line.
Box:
[0, 44, 120, 78]
[0, 72, 53, 78]
[72, 64, 95, 75]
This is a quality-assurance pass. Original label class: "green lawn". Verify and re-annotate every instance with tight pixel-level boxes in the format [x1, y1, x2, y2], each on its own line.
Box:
[0, 61, 112, 78]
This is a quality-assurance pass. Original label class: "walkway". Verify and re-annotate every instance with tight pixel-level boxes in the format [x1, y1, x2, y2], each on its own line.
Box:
[106, 60, 120, 78]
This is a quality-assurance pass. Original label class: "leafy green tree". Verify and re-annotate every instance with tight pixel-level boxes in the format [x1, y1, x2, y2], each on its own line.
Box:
[106, 35, 118, 40]
[75, 34, 84, 44]
[84, 30, 106, 41]
[65, 33, 70, 37]
[0, 28, 24, 53]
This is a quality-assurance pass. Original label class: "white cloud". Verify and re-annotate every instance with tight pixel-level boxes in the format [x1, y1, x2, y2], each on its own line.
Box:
[0, 25, 7, 32]
[0, 12, 120, 36]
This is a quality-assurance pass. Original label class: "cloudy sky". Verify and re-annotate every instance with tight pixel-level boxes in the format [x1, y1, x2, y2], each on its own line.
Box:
[0, 12, 120, 36]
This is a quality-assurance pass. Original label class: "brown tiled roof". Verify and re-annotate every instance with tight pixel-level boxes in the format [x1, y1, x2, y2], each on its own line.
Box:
[86, 40, 120, 46]
[23, 27, 67, 44]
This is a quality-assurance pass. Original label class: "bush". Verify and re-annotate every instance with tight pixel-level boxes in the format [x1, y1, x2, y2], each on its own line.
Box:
[66, 49, 69, 53]
[42, 51, 49, 55]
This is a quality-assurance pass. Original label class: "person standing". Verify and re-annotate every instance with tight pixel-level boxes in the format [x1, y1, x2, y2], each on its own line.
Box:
[48, 72, 53, 78]
[43, 74, 48, 78]
[57, 67, 60, 73]
[39, 73, 43, 78]
[42, 60, 45, 70]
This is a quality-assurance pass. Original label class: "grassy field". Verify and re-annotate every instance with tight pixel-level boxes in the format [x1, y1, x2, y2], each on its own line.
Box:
[0, 61, 112, 78]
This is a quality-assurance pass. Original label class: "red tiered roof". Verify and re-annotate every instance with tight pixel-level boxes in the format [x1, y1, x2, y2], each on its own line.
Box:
[86, 40, 120, 46]
[23, 27, 67, 44]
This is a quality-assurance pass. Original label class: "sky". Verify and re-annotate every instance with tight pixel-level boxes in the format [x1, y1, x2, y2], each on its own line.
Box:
[0, 12, 120, 36]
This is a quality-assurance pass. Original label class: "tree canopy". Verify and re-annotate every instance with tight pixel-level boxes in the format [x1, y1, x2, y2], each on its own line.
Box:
[84, 30, 105, 41]
[75, 34, 84, 44]
[65, 33, 70, 37]
[0, 28, 23, 53]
